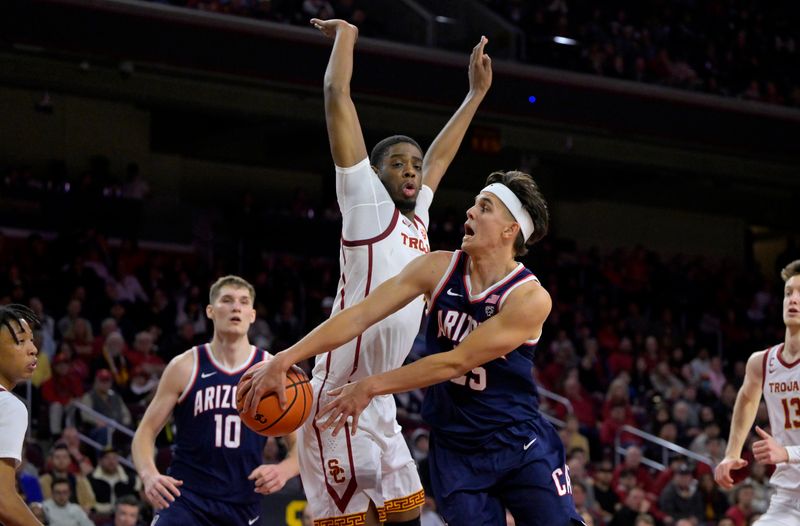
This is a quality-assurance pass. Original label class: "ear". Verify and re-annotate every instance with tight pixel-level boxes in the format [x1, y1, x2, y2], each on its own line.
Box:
[503, 222, 520, 241]
[205, 304, 213, 320]
[371, 164, 380, 175]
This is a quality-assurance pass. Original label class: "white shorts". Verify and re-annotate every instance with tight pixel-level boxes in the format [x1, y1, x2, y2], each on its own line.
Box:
[298, 376, 424, 525]
[753, 489, 800, 526]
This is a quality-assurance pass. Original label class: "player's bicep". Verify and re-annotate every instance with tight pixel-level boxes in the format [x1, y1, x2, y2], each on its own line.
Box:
[325, 92, 368, 169]
[453, 284, 551, 368]
[0, 458, 17, 495]
[741, 351, 766, 402]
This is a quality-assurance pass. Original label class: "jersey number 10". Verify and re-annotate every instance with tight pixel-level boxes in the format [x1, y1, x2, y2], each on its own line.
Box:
[214, 414, 242, 448]
[781, 398, 800, 429]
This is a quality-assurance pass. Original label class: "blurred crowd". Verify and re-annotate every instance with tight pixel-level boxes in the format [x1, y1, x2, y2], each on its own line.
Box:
[145, 0, 799, 108]
[483, 0, 799, 107]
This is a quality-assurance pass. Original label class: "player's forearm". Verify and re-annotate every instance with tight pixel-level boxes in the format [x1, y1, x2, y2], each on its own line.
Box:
[323, 25, 358, 99]
[0, 495, 43, 526]
[131, 428, 158, 478]
[725, 391, 761, 457]
[422, 90, 486, 191]
[365, 352, 465, 397]
[278, 307, 370, 368]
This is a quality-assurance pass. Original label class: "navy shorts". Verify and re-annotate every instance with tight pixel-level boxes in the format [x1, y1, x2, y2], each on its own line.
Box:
[429, 417, 584, 526]
[151, 487, 261, 526]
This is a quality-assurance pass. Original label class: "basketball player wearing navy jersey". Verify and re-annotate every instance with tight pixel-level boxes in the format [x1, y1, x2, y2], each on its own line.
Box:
[242, 17, 492, 526]
[132, 276, 298, 526]
[242, 171, 583, 525]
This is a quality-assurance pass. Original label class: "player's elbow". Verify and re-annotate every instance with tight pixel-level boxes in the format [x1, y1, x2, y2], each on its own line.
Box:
[323, 81, 351, 101]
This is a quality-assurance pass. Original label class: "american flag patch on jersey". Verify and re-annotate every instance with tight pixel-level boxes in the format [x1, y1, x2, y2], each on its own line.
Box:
[486, 294, 500, 305]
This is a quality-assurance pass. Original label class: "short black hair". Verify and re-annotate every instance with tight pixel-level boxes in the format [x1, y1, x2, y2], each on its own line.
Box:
[51, 477, 70, 491]
[0, 304, 39, 344]
[370, 135, 423, 167]
[484, 170, 549, 256]
[115, 494, 140, 510]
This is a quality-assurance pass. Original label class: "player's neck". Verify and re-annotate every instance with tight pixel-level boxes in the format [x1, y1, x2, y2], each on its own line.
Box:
[209, 333, 252, 368]
[784, 326, 800, 358]
[0, 374, 12, 391]
[467, 252, 518, 293]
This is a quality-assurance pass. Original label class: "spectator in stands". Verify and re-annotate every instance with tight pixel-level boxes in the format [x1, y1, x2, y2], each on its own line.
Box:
[724, 483, 755, 526]
[592, 459, 619, 523]
[697, 472, 729, 524]
[124, 331, 164, 377]
[113, 494, 142, 526]
[64, 317, 95, 364]
[41, 352, 84, 436]
[58, 427, 94, 476]
[40, 444, 96, 513]
[79, 369, 132, 446]
[43, 477, 95, 526]
[89, 447, 142, 519]
[93, 332, 130, 392]
[609, 486, 650, 526]
[57, 299, 89, 340]
[612, 446, 652, 494]
[29, 297, 56, 359]
[742, 462, 773, 515]
[658, 462, 704, 523]
[559, 413, 590, 460]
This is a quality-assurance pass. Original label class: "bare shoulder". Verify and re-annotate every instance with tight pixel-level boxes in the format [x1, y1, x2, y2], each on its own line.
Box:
[158, 348, 197, 394]
[746, 349, 768, 374]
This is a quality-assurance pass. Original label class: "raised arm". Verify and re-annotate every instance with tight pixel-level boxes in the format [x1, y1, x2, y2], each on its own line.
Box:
[714, 350, 765, 489]
[239, 251, 452, 413]
[422, 36, 493, 193]
[132, 353, 190, 510]
[312, 18, 369, 168]
[318, 281, 551, 435]
[248, 432, 300, 495]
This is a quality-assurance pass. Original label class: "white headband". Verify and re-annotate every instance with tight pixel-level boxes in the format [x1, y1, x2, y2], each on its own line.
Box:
[481, 183, 534, 241]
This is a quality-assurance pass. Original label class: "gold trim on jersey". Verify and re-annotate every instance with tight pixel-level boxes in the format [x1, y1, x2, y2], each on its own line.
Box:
[378, 489, 426, 519]
[313, 512, 366, 526]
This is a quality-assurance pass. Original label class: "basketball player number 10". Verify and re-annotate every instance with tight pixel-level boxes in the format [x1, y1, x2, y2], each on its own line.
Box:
[450, 366, 487, 391]
[214, 414, 242, 448]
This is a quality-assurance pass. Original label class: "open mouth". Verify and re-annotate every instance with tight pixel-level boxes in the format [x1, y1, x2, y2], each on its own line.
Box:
[27, 360, 38, 371]
[402, 182, 416, 198]
[464, 224, 475, 238]
[230, 316, 242, 323]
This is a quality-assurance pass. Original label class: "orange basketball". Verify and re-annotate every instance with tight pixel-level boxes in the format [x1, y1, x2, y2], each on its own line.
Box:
[236, 364, 314, 437]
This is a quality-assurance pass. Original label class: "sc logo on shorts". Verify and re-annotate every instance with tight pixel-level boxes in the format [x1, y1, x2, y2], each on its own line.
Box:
[328, 459, 346, 484]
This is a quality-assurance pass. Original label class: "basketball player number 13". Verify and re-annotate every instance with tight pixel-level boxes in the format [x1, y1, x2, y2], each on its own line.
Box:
[450, 367, 487, 391]
[781, 397, 800, 429]
[214, 414, 242, 448]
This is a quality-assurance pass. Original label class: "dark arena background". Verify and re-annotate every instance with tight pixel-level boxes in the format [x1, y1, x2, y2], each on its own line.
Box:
[1, 1, 799, 525]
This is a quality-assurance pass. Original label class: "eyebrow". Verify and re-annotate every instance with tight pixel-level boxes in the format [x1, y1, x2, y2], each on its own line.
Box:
[388, 154, 423, 161]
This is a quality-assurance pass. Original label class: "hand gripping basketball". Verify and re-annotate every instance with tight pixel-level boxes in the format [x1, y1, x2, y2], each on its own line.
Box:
[237, 363, 313, 437]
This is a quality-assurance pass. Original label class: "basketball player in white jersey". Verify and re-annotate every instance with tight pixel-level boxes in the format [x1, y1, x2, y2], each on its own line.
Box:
[0, 304, 43, 526]
[715, 260, 800, 525]
[241, 18, 492, 526]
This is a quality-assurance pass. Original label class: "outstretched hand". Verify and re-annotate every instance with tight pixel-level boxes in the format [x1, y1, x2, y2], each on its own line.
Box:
[310, 18, 358, 40]
[468, 36, 492, 95]
[239, 359, 288, 415]
[249, 463, 293, 495]
[316, 380, 374, 436]
[753, 425, 789, 465]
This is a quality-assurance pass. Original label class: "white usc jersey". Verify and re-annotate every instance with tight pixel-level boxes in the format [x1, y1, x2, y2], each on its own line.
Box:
[313, 158, 432, 386]
[762, 343, 800, 491]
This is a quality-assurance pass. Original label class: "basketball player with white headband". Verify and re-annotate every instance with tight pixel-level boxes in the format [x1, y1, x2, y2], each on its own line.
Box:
[242, 170, 584, 526]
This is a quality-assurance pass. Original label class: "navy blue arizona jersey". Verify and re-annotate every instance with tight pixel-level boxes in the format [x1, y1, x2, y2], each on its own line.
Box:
[168, 344, 268, 504]
[421, 250, 543, 452]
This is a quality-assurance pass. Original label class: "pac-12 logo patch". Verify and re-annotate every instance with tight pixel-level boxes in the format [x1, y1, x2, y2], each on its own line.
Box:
[485, 305, 495, 317]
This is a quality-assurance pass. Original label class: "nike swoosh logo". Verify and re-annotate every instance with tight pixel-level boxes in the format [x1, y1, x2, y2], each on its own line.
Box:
[201, 372, 217, 379]
[446, 288, 462, 297]
[248, 517, 260, 525]
[523, 438, 537, 450]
